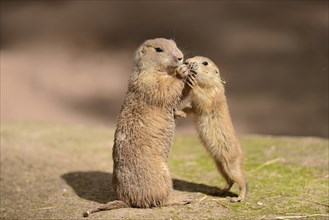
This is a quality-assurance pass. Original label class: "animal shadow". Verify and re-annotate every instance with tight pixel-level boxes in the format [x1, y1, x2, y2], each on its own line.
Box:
[61, 171, 115, 204]
[62, 171, 237, 204]
[173, 178, 238, 198]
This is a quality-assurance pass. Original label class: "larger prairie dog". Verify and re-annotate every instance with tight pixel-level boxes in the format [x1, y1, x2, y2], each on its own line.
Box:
[83, 38, 190, 217]
[178, 56, 248, 202]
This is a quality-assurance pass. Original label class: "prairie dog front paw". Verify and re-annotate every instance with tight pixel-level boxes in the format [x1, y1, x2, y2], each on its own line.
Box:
[186, 71, 197, 89]
[176, 64, 189, 79]
[187, 62, 198, 73]
[174, 110, 187, 118]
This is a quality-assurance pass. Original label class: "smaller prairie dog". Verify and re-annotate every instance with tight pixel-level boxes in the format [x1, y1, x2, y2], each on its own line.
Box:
[177, 56, 248, 202]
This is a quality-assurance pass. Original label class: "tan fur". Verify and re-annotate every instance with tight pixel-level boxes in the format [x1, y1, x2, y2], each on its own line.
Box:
[178, 56, 248, 202]
[83, 38, 190, 217]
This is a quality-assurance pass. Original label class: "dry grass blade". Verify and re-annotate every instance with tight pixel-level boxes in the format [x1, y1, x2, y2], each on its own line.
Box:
[305, 199, 329, 207]
[34, 206, 57, 211]
[216, 201, 230, 209]
[249, 158, 284, 173]
[275, 214, 329, 219]
[198, 195, 207, 202]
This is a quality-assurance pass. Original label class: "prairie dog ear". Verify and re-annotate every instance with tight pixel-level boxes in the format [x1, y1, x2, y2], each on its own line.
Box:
[140, 46, 146, 54]
[139, 45, 152, 55]
[135, 46, 146, 62]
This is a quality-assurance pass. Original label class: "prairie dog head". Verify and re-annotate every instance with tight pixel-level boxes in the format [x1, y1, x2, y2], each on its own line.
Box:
[185, 56, 220, 76]
[185, 56, 225, 88]
[134, 38, 184, 73]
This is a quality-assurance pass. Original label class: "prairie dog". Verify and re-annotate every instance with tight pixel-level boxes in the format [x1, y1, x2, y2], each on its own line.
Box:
[177, 56, 248, 202]
[83, 38, 190, 217]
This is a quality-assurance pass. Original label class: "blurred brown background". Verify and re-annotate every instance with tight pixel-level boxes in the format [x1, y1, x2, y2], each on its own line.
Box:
[1, 1, 328, 137]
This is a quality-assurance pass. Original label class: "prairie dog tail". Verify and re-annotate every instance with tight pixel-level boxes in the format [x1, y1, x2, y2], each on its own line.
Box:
[83, 200, 129, 217]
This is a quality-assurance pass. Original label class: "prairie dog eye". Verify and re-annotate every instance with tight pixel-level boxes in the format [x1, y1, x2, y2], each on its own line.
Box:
[155, 47, 163, 52]
[202, 61, 208, 66]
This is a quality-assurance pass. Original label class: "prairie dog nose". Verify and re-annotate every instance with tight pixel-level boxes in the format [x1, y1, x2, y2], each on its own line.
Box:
[184, 58, 191, 64]
[174, 56, 184, 64]
[174, 56, 183, 63]
[173, 49, 183, 63]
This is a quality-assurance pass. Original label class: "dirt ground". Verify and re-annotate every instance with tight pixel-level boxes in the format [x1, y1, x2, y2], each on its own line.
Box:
[1, 122, 328, 219]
